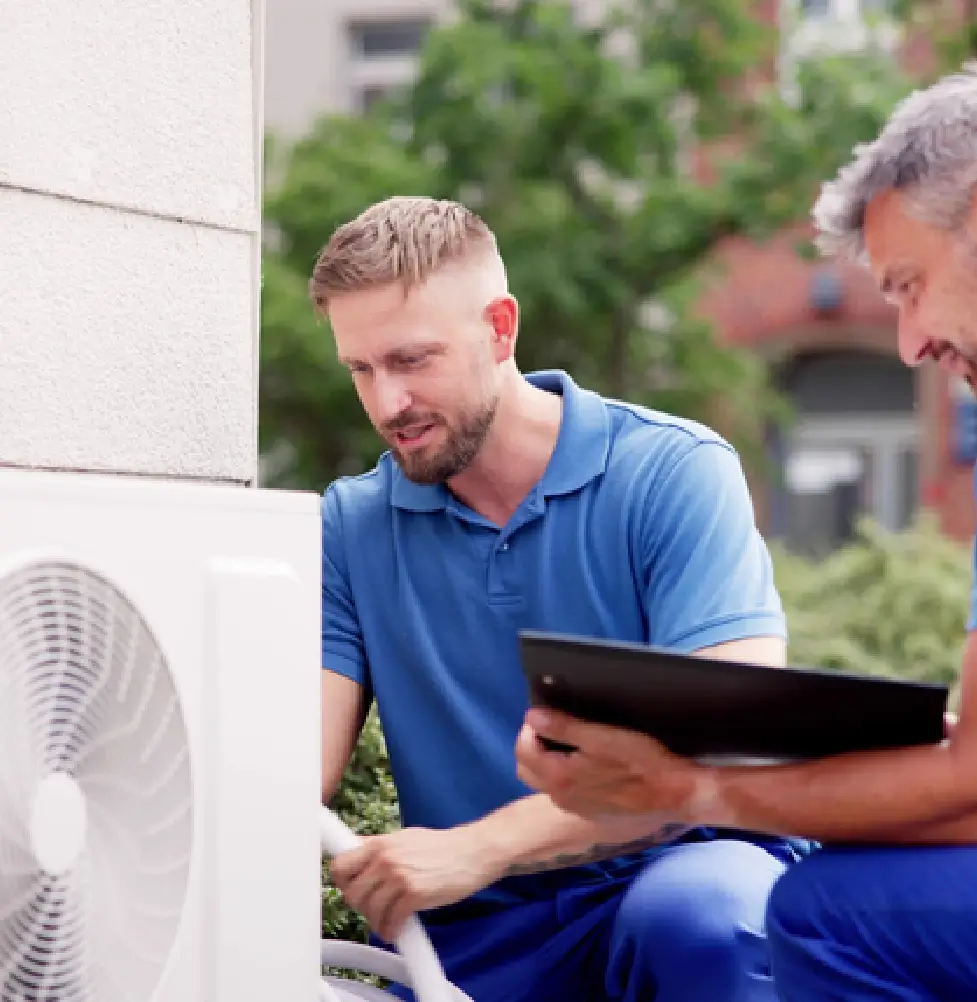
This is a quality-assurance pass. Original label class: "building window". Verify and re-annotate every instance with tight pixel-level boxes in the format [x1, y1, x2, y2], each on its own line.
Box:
[348, 19, 430, 59]
[799, 0, 831, 17]
[346, 16, 431, 115]
[798, 0, 889, 20]
[769, 350, 919, 557]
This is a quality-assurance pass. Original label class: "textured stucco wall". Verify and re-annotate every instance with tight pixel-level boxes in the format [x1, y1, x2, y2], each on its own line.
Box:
[0, 0, 262, 483]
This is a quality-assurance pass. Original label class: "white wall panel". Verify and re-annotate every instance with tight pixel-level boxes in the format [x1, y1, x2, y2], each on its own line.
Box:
[0, 0, 259, 232]
[0, 189, 257, 482]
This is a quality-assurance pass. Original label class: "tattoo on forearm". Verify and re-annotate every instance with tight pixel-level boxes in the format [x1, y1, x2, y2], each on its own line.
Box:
[502, 822, 691, 878]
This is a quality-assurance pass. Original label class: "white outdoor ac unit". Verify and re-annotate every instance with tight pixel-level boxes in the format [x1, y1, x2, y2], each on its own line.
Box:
[0, 466, 323, 1002]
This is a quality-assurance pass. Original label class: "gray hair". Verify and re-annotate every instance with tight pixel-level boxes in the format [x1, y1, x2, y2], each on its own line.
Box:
[813, 62, 977, 262]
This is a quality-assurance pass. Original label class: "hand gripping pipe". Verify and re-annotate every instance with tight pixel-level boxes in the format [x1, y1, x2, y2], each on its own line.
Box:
[319, 807, 473, 1002]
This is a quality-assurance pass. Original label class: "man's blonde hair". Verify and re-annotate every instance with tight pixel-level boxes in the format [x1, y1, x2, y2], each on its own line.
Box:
[309, 195, 500, 314]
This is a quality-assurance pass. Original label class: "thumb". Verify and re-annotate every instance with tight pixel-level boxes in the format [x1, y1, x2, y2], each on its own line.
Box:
[945, 711, 958, 740]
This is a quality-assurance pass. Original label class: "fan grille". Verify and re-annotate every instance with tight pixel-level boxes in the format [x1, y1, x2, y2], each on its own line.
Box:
[0, 560, 193, 1002]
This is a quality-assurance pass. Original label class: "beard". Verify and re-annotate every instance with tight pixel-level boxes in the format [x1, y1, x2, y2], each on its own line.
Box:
[385, 395, 500, 485]
[951, 234, 977, 390]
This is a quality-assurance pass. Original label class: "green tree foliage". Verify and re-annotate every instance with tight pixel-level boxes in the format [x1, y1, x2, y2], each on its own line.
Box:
[261, 0, 913, 491]
[322, 517, 972, 944]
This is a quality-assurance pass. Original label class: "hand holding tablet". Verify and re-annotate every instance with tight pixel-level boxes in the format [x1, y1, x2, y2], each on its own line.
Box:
[519, 630, 948, 763]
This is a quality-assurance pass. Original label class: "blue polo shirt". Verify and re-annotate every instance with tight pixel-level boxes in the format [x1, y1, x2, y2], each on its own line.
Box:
[322, 370, 786, 871]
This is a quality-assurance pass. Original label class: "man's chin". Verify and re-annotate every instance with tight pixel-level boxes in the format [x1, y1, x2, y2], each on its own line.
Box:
[393, 449, 449, 486]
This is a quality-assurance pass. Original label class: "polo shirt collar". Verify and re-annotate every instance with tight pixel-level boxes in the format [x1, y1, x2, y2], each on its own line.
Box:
[532, 369, 610, 497]
[390, 474, 451, 512]
[390, 369, 610, 511]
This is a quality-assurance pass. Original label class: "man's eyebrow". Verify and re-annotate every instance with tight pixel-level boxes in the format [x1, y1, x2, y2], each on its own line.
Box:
[383, 342, 447, 362]
[337, 342, 447, 368]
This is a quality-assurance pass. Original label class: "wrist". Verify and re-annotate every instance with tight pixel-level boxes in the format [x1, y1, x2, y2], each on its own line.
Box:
[681, 766, 726, 826]
[455, 818, 513, 886]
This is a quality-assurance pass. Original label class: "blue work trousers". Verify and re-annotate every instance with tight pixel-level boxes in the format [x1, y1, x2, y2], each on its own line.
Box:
[767, 845, 977, 1001]
[385, 835, 797, 1002]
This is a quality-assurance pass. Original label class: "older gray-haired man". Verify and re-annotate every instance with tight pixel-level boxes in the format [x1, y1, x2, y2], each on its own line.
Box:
[515, 64, 977, 1001]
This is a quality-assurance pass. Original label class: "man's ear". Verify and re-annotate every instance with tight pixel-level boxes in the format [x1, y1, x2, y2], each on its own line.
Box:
[484, 296, 519, 361]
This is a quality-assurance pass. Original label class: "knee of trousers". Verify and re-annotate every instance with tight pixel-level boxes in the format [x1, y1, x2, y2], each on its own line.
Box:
[611, 850, 782, 978]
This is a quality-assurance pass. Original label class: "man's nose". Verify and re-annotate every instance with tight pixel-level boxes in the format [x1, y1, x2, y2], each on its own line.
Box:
[374, 373, 411, 423]
[897, 317, 930, 367]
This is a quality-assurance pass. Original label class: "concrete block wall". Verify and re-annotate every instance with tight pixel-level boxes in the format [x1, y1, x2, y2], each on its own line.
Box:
[0, 0, 263, 484]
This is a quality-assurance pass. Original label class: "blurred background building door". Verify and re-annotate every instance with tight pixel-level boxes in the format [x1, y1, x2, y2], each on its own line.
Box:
[769, 349, 919, 557]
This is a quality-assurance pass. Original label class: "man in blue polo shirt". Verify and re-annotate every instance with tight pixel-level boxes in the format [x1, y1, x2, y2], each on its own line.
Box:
[312, 195, 803, 1002]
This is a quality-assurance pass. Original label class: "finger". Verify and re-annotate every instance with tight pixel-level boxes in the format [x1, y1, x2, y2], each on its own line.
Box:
[524, 707, 623, 755]
[329, 844, 372, 889]
[340, 858, 390, 917]
[523, 707, 577, 743]
[516, 736, 577, 795]
[518, 744, 634, 818]
[514, 726, 550, 784]
[945, 711, 959, 740]
[381, 896, 416, 944]
[514, 724, 546, 771]
[362, 877, 407, 943]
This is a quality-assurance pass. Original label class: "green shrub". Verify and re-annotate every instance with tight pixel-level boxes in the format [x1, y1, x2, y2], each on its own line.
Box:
[322, 515, 973, 950]
[322, 706, 401, 944]
[772, 515, 970, 706]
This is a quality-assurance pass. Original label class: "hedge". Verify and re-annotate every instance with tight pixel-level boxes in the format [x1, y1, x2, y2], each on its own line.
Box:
[322, 515, 972, 947]
[771, 515, 968, 702]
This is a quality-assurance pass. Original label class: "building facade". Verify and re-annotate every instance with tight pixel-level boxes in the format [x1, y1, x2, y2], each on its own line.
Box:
[264, 0, 977, 553]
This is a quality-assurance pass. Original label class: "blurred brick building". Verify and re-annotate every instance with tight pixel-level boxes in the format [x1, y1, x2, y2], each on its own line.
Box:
[264, 0, 977, 556]
[694, 0, 976, 555]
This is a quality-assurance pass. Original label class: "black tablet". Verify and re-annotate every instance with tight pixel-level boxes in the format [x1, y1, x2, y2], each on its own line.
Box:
[519, 630, 949, 762]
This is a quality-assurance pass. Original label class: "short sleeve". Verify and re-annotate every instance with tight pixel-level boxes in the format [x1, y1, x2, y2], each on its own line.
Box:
[321, 484, 369, 686]
[641, 441, 786, 652]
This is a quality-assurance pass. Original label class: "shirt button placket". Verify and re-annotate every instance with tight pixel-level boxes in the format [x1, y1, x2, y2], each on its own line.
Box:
[488, 536, 512, 601]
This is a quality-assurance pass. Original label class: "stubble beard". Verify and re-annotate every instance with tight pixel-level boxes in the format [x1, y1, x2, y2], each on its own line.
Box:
[392, 395, 500, 485]
[954, 233, 977, 390]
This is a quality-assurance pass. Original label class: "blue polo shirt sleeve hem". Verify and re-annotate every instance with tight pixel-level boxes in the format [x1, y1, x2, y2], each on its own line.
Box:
[667, 611, 788, 654]
[322, 655, 368, 682]
[641, 440, 786, 650]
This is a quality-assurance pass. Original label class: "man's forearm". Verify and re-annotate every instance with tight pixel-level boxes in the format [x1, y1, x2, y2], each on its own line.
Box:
[462, 794, 690, 881]
[701, 636, 977, 843]
[705, 740, 977, 843]
[887, 806, 977, 843]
